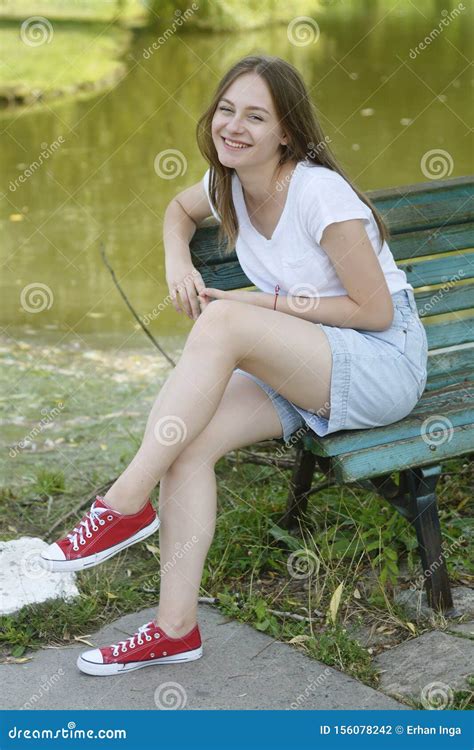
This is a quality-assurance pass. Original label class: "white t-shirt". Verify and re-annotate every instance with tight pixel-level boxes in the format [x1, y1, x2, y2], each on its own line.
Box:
[201, 160, 412, 298]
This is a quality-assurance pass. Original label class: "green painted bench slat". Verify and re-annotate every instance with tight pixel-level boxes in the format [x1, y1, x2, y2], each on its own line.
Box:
[425, 315, 474, 349]
[368, 175, 474, 233]
[425, 366, 472, 392]
[416, 283, 474, 317]
[398, 252, 474, 287]
[332, 423, 473, 483]
[389, 224, 473, 260]
[308, 382, 473, 458]
[426, 345, 474, 380]
[189, 257, 252, 290]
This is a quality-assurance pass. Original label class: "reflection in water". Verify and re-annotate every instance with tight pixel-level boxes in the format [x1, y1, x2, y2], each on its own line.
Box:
[2, 5, 472, 344]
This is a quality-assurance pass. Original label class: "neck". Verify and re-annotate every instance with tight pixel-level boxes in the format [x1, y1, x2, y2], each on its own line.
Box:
[236, 158, 298, 205]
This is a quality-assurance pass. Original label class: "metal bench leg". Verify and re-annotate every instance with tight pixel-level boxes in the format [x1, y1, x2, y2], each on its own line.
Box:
[281, 447, 318, 529]
[405, 465, 454, 613]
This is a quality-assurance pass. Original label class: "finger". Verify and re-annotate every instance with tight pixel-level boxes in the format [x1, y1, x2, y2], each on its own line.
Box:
[183, 278, 202, 320]
[169, 287, 183, 314]
[176, 283, 193, 318]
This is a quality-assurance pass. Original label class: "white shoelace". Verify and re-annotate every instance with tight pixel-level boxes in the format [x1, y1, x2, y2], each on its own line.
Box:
[110, 622, 160, 656]
[67, 500, 109, 551]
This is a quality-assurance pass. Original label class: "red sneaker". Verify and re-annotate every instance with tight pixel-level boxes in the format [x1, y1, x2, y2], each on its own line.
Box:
[40, 495, 159, 573]
[77, 620, 202, 675]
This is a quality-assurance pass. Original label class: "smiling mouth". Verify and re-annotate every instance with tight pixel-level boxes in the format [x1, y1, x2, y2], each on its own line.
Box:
[221, 136, 252, 149]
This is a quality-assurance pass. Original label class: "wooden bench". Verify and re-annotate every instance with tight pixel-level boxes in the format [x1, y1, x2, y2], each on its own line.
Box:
[189, 174, 474, 615]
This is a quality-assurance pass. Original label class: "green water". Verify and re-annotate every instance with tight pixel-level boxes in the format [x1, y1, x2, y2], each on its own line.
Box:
[2, 4, 473, 347]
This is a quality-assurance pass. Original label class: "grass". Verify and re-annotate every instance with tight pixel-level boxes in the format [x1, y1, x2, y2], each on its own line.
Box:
[0, 19, 131, 106]
[1, 336, 473, 702]
[0, 0, 148, 25]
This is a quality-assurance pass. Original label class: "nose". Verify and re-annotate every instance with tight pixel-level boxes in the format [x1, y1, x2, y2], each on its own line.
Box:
[226, 113, 245, 133]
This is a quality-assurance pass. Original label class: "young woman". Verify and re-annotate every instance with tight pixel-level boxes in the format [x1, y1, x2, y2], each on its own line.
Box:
[41, 54, 428, 676]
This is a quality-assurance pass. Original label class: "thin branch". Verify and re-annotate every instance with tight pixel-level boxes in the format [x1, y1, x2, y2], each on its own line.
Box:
[99, 241, 176, 367]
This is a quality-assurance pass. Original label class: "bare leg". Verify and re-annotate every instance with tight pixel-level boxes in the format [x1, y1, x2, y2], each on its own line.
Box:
[103, 302, 242, 513]
[154, 372, 286, 637]
[103, 299, 332, 515]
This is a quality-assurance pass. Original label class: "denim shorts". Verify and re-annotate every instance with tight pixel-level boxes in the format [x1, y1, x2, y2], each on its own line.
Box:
[233, 288, 429, 444]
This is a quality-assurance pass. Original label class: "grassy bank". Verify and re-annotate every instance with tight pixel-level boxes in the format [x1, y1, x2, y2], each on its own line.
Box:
[0, 20, 131, 108]
[0, 336, 472, 705]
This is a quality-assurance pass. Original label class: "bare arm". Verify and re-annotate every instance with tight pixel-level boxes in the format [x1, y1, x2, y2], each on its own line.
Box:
[163, 180, 214, 320]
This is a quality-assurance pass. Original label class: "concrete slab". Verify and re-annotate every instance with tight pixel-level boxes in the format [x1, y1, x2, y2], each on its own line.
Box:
[0, 537, 79, 616]
[447, 621, 474, 638]
[0, 605, 408, 710]
[395, 586, 474, 622]
[375, 630, 474, 705]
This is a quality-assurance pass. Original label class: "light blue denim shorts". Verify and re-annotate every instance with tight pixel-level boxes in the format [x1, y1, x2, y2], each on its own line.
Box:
[234, 288, 429, 444]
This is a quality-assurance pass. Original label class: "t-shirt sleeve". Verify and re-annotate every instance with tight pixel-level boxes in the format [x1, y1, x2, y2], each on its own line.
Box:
[304, 172, 373, 246]
[202, 168, 221, 223]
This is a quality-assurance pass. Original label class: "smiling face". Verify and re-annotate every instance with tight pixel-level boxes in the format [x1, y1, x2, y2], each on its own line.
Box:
[211, 72, 288, 169]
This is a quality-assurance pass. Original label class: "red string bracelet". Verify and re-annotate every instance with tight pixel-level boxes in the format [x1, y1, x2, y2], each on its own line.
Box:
[273, 284, 280, 311]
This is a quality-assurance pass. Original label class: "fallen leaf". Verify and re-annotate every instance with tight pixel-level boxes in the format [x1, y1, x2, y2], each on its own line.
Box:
[328, 582, 344, 625]
[288, 635, 312, 645]
[73, 636, 94, 647]
[0, 656, 32, 664]
[145, 543, 160, 555]
[406, 622, 417, 634]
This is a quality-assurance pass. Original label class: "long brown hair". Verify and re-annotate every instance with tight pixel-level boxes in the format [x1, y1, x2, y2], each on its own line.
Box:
[196, 54, 389, 253]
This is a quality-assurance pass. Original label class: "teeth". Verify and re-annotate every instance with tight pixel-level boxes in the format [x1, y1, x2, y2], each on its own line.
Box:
[224, 138, 250, 149]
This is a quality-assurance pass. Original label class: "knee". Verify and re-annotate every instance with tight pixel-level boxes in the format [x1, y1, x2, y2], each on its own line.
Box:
[189, 299, 241, 340]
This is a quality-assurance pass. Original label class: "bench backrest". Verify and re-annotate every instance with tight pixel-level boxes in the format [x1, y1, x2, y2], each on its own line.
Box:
[189, 174, 474, 391]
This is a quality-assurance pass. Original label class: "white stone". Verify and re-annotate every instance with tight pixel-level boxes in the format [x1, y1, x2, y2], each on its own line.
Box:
[0, 537, 79, 616]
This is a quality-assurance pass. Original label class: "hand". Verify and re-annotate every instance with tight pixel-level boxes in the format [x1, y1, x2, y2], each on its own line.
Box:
[165, 260, 206, 320]
[197, 287, 230, 307]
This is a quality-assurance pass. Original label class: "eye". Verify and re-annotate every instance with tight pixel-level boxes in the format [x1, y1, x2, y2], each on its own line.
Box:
[217, 106, 262, 121]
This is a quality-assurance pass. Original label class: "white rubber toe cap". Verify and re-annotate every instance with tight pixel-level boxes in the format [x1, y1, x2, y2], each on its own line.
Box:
[41, 542, 66, 563]
[80, 649, 104, 665]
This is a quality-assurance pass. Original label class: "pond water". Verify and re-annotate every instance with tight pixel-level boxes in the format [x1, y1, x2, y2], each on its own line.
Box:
[2, 3, 473, 349]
